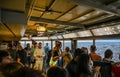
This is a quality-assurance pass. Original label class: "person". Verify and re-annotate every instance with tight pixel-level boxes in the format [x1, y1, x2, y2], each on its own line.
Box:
[44, 43, 50, 54]
[7, 43, 17, 61]
[16, 43, 26, 65]
[0, 50, 13, 64]
[49, 41, 63, 67]
[0, 62, 23, 77]
[81, 47, 89, 54]
[89, 45, 101, 77]
[66, 48, 83, 77]
[30, 42, 37, 68]
[43, 43, 50, 71]
[34, 42, 45, 71]
[47, 66, 68, 77]
[12, 67, 44, 77]
[89, 45, 102, 61]
[77, 54, 92, 77]
[63, 47, 73, 68]
[24, 43, 31, 67]
[112, 62, 120, 77]
[100, 49, 114, 77]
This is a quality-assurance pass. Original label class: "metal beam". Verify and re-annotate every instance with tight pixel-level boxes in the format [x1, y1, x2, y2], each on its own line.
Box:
[68, 0, 120, 16]
[30, 16, 84, 28]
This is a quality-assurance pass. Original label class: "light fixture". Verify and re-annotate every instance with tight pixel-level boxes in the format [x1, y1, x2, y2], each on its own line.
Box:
[36, 23, 47, 36]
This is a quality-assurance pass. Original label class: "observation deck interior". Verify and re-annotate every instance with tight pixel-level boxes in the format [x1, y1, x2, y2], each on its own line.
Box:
[0, 0, 120, 41]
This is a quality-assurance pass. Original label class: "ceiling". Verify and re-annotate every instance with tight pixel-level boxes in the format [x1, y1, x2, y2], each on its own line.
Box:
[0, 0, 120, 41]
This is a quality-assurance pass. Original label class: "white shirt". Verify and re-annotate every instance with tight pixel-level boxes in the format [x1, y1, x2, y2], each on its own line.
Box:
[34, 48, 45, 61]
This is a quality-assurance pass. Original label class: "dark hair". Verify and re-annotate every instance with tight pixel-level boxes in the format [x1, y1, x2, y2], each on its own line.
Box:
[47, 66, 68, 77]
[74, 48, 83, 58]
[77, 54, 91, 76]
[8, 43, 12, 48]
[0, 50, 10, 62]
[81, 47, 88, 54]
[90, 45, 96, 51]
[65, 47, 70, 52]
[13, 67, 44, 77]
[104, 49, 113, 58]
[0, 62, 23, 77]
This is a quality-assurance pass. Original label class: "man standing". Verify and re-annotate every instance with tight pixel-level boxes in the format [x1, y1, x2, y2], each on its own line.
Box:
[43, 43, 50, 70]
[34, 42, 45, 71]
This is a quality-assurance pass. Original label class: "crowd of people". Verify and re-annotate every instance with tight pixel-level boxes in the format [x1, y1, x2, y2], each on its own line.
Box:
[0, 41, 120, 77]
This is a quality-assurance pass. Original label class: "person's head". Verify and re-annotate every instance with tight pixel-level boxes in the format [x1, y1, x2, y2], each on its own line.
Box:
[8, 43, 12, 49]
[47, 66, 68, 77]
[46, 43, 48, 46]
[77, 54, 91, 75]
[104, 49, 113, 59]
[26, 43, 30, 48]
[38, 42, 42, 49]
[90, 45, 96, 52]
[73, 48, 84, 61]
[65, 47, 70, 52]
[0, 62, 23, 77]
[56, 41, 62, 48]
[32, 42, 37, 48]
[81, 47, 88, 54]
[17, 43, 23, 51]
[0, 50, 13, 64]
[13, 67, 44, 77]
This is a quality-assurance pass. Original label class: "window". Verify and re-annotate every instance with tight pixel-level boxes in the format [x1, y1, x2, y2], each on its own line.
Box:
[77, 40, 93, 53]
[63, 40, 71, 51]
[95, 39, 120, 62]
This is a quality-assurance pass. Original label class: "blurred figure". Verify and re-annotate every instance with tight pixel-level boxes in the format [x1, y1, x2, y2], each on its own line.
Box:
[43, 43, 50, 71]
[112, 62, 120, 77]
[66, 48, 83, 77]
[12, 67, 44, 77]
[77, 54, 92, 77]
[24, 43, 31, 67]
[44, 43, 50, 55]
[47, 66, 68, 77]
[89, 45, 102, 61]
[17, 43, 26, 65]
[0, 62, 23, 77]
[30, 42, 37, 68]
[0, 50, 13, 64]
[7, 43, 17, 61]
[89, 45, 101, 77]
[50, 41, 63, 67]
[34, 42, 45, 71]
[100, 49, 114, 77]
[81, 47, 89, 54]
[63, 47, 73, 68]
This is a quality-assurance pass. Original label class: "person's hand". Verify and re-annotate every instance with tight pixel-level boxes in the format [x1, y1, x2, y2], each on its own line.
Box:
[94, 66, 101, 72]
[37, 55, 42, 58]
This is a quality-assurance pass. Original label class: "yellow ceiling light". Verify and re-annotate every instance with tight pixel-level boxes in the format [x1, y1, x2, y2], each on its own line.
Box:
[37, 26, 46, 32]
[36, 23, 47, 35]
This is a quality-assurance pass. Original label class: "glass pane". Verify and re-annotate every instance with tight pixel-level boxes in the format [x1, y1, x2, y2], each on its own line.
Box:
[77, 30, 92, 37]
[50, 36, 58, 39]
[63, 40, 71, 51]
[77, 40, 93, 53]
[63, 33, 78, 38]
[57, 35, 63, 39]
[95, 39, 120, 62]
[92, 25, 120, 36]
[19, 41, 25, 48]
[25, 41, 32, 47]
[43, 41, 51, 50]
[33, 37, 49, 40]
